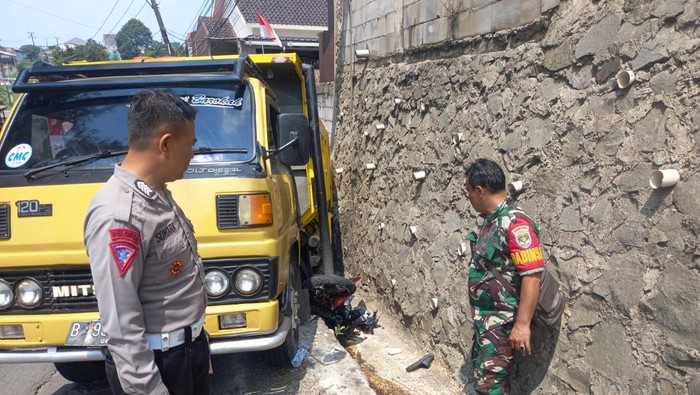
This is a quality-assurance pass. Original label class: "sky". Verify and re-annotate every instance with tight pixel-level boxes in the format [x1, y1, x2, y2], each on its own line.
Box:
[0, 0, 213, 49]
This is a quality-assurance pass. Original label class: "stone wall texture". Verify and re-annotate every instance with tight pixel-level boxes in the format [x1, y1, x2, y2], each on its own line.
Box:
[331, 0, 700, 393]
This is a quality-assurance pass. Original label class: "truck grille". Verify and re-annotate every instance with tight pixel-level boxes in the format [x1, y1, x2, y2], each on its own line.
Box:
[0, 258, 279, 314]
[216, 194, 239, 229]
[0, 204, 9, 239]
[0, 266, 96, 315]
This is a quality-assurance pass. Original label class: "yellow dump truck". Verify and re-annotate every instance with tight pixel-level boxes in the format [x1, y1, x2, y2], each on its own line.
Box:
[0, 53, 343, 382]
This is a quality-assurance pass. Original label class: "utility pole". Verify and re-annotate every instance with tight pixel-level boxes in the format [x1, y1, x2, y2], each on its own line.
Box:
[55, 37, 59, 46]
[147, 0, 173, 55]
[28, 32, 36, 46]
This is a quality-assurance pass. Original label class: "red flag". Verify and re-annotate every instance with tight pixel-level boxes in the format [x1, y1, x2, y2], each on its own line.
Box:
[257, 13, 283, 48]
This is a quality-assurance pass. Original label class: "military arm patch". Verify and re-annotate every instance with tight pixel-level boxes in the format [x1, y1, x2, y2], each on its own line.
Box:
[508, 218, 544, 273]
[511, 225, 532, 248]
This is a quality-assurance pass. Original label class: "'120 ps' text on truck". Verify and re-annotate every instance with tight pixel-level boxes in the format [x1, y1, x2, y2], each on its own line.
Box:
[0, 53, 343, 382]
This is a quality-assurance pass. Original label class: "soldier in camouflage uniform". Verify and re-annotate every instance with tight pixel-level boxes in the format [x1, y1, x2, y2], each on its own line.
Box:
[464, 159, 545, 394]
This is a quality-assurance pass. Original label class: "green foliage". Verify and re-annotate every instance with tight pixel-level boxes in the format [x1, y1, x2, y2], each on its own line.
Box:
[78, 39, 110, 62]
[334, 325, 346, 337]
[171, 42, 187, 56]
[16, 60, 33, 70]
[51, 39, 109, 65]
[0, 84, 15, 107]
[19, 45, 41, 61]
[116, 19, 153, 59]
[144, 41, 169, 57]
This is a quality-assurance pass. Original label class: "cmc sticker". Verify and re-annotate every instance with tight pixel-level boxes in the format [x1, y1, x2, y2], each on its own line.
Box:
[5, 144, 33, 168]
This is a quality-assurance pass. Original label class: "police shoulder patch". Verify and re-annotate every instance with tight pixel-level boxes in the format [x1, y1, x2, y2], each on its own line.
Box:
[511, 225, 532, 248]
[109, 228, 141, 245]
[108, 228, 141, 277]
[109, 241, 138, 277]
[134, 180, 156, 199]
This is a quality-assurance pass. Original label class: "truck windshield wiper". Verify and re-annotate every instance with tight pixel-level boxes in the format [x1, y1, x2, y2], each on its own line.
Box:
[24, 150, 128, 180]
[193, 147, 248, 155]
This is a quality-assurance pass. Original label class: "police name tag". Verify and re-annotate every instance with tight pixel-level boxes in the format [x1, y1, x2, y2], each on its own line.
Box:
[65, 321, 108, 346]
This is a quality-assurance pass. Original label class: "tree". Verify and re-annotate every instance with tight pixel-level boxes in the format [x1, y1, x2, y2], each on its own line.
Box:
[16, 60, 33, 69]
[51, 39, 109, 65]
[116, 19, 152, 59]
[144, 41, 168, 57]
[171, 42, 187, 56]
[51, 47, 76, 65]
[75, 39, 109, 61]
[20, 45, 41, 61]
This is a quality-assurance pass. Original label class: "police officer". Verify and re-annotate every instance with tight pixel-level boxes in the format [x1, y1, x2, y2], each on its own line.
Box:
[464, 158, 544, 394]
[84, 90, 209, 395]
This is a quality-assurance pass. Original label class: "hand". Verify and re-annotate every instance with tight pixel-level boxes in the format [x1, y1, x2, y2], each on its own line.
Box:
[509, 322, 532, 356]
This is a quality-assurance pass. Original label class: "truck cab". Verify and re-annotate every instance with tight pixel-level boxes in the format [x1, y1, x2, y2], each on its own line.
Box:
[0, 53, 342, 382]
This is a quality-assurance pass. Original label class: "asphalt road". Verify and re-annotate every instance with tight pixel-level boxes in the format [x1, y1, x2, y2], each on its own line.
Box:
[0, 319, 374, 395]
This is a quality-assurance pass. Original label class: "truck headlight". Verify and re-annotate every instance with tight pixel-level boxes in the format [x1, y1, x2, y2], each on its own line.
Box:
[15, 278, 43, 308]
[234, 268, 262, 295]
[205, 269, 230, 298]
[0, 281, 12, 309]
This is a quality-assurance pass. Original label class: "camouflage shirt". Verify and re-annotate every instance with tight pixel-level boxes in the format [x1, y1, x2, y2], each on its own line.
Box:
[467, 199, 545, 334]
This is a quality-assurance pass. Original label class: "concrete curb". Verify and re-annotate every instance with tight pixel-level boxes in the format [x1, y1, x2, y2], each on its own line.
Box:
[298, 318, 375, 394]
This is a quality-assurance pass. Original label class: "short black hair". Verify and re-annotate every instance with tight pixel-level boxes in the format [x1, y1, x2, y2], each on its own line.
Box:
[127, 90, 197, 150]
[465, 158, 506, 193]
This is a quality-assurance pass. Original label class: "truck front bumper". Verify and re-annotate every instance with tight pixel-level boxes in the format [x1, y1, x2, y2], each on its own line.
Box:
[0, 316, 290, 364]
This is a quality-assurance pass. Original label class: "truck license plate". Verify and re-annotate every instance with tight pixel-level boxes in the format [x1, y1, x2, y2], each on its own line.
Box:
[65, 321, 108, 346]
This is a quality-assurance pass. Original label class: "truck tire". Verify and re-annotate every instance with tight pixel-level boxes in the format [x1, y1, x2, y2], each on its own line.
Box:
[267, 261, 302, 367]
[303, 274, 356, 299]
[54, 361, 106, 383]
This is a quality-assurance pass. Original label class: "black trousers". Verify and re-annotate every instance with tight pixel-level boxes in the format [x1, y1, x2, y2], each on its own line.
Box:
[105, 329, 211, 395]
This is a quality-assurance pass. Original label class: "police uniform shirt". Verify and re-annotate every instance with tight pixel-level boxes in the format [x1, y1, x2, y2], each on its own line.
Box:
[84, 165, 207, 395]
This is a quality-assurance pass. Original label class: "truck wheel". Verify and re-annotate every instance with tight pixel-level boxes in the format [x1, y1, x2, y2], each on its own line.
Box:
[267, 262, 302, 367]
[330, 181, 345, 276]
[303, 274, 356, 299]
[54, 361, 106, 383]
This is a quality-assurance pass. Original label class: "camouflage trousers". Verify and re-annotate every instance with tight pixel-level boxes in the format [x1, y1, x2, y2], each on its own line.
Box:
[471, 323, 514, 395]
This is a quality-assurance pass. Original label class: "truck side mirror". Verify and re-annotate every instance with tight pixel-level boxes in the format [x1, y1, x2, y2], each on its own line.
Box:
[277, 114, 311, 166]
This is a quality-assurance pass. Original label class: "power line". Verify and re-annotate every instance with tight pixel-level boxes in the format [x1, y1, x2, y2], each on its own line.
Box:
[148, 0, 173, 55]
[148, 0, 211, 44]
[132, 1, 148, 21]
[166, 29, 187, 42]
[144, 0, 208, 39]
[4, 0, 102, 32]
[106, 0, 141, 36]
[91, 0, 121, 40]
[190, 0, 239, 54]
[183, 0, 214, 39]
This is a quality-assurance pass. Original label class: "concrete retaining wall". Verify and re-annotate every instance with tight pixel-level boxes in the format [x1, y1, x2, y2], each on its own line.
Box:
[317, 82, 335, 138]
[332, 0, 700, 393]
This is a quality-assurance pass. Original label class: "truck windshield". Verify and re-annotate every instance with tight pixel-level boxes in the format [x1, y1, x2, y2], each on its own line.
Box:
[0, 85, 254, 171]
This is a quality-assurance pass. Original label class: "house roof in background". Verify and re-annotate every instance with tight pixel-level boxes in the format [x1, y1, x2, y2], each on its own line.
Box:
[237, 0, 327, 27]
[0, 47, 19, 55]
[199, 16, 236, 39]
[64, 37, 87, 46]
